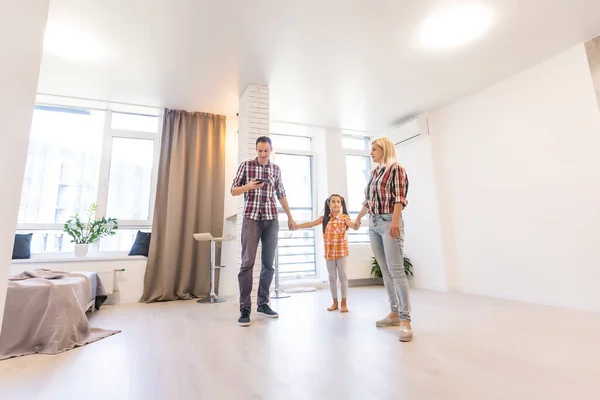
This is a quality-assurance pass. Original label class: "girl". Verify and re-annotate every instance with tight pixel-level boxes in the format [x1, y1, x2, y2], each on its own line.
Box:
[295, 194, 359, 312]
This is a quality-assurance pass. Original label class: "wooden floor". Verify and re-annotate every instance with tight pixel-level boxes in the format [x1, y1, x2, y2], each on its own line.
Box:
[1, 287, 599, 400]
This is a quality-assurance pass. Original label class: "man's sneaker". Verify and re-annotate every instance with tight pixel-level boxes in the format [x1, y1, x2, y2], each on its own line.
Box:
[375, 315, 401, 328]
[257, 304, 279, 318]
[238, 308, 251, 327]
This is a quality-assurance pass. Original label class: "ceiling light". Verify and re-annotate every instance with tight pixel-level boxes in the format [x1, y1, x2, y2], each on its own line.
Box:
[43, 21, 109, 63]
[419, 2, 494, 51]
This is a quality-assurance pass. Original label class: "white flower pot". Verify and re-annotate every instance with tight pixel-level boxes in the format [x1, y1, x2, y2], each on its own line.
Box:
[74, 244, 89, 257]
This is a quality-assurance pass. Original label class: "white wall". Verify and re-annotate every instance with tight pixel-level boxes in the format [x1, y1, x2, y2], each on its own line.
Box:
[429, 44, 600, 311]
[395, 136, 447, 291]
[0, 0, 49, 334]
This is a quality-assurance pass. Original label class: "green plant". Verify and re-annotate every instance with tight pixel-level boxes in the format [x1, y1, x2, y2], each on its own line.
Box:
[63, 204, 118, 244]
[371, 256, 413, 278]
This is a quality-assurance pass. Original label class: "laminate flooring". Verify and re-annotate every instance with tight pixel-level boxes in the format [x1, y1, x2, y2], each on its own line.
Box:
[1, 287, 599, 400]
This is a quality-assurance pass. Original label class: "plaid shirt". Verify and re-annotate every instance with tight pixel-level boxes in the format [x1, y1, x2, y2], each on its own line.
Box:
[231, 158, 287, 221]
[323, 213, 350, 260]
[363, 163, 409, 215]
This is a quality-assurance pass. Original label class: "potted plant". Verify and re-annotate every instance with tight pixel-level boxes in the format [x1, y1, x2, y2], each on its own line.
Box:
[371, 256, 413, 279]
[64, 204, 118, 257]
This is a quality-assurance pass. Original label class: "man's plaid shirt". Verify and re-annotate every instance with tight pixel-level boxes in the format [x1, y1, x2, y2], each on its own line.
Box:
[231, 158, 287, 221]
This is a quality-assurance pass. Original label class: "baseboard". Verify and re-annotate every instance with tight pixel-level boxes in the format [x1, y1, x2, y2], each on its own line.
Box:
[349, 278, 383, 287]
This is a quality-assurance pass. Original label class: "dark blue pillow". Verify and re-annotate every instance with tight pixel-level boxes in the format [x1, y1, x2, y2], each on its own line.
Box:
[12, 233, 33, 259]
[129, 231, 151, 257]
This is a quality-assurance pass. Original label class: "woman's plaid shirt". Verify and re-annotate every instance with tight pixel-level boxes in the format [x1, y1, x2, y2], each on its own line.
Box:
[363, 163, 409, 215]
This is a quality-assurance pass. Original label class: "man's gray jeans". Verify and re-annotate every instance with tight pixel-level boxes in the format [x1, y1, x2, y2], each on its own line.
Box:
[238, 217, 279, 311]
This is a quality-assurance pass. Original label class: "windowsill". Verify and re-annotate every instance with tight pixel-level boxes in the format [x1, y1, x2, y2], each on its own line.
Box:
[11, 252, 147, 264]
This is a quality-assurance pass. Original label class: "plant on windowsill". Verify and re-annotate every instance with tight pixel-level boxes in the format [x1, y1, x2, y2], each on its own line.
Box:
[371, 256, 413, 280]
[63, 204, 118, 257]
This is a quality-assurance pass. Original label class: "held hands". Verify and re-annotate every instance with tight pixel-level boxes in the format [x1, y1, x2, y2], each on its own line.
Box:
[354, 217, 362, 229]
[290, 216, 322, 231]
[288, 219, 298, 231]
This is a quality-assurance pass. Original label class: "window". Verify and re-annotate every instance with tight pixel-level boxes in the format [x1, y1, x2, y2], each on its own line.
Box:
[343, 135, 372, 243]
[342, 135, 370, 151]
[271, 134, 316, 276]
[106, 137, 154, 220]
[270, 133, 312, 152]
[17, 103, 161, 253]
[110, 112, 159, 133]
[19, 106, 104, 224]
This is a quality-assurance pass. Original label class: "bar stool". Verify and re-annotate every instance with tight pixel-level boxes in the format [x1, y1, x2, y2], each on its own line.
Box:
[193, 233, 233, 304]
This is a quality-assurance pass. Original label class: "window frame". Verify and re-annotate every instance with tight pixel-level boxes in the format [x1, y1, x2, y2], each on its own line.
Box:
[16, 103, 162, 254]
[271, 133, 318, 276]
[343, 135, 372, 244]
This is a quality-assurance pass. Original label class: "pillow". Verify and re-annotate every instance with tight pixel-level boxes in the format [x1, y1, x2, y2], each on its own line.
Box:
[129, 231, 151, 257]
[12, 233, 33, 259]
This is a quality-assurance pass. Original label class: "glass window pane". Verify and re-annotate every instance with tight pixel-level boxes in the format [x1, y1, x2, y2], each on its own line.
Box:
[106, 138, 154, 220]
[342, 135, 369, 150]
[19, 106, 104, 224]
[99, 229, 147, 252]
[17, 230, 75, 253]
[271, 151, 315, 275]
[270, 134, 311, 151]
[111, 112, 159, 133]
[278, 245, 315, 255]
[273, 154, 312, 209]
[278, 210, 314, 224]
[278, 263, 316, 276]
[348, 212, 370, 243]
[345, 155, 371, 212]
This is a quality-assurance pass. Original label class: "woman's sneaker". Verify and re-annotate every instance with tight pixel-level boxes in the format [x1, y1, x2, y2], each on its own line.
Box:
[398, 324, 413, 342]
[375, 315, 401, 327]
[238, 308, 251, 327]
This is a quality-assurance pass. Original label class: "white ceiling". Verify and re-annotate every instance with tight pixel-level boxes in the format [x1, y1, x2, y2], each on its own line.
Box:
[38, 0, 600, 132]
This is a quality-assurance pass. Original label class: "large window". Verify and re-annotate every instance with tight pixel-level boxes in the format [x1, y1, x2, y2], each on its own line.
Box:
[17, 104, 161, 253]
[343, 134, 371, 243]
[270, 134, 316, 276]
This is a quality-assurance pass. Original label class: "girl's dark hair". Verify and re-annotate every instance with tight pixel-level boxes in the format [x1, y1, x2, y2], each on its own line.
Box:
[322, 194, 349, 233]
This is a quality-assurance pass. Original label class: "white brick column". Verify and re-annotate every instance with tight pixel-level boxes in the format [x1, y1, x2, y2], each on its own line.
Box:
[236, 85, 270, 305]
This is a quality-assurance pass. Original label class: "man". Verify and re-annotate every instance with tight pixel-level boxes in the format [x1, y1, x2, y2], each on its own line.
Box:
[231, 136, 297, 326]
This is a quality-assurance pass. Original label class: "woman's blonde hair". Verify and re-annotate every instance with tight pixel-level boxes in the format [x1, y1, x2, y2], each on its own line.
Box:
[371, 137, 397, 168]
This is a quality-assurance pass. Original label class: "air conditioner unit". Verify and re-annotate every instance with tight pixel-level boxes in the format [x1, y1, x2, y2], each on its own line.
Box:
[386, 114, 430, 145]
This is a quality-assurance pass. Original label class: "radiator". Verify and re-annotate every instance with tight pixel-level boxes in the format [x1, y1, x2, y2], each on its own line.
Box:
[95, 269, 115, 294]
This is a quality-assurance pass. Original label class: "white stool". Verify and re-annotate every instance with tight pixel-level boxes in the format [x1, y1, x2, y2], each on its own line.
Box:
[193, 233, 233, 304]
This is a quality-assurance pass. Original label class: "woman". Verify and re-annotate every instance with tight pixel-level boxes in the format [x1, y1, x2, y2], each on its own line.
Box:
[354, 137, 412, 342]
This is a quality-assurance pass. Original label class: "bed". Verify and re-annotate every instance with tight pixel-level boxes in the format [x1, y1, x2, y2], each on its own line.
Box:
[77, 270, 109, 313]
[0, 269, 119, 361]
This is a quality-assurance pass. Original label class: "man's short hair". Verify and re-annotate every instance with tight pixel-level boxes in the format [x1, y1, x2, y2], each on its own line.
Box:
[256, 136, 272, 147]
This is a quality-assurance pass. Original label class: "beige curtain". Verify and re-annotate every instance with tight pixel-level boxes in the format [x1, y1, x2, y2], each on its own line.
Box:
[141, 109, 226, 302]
